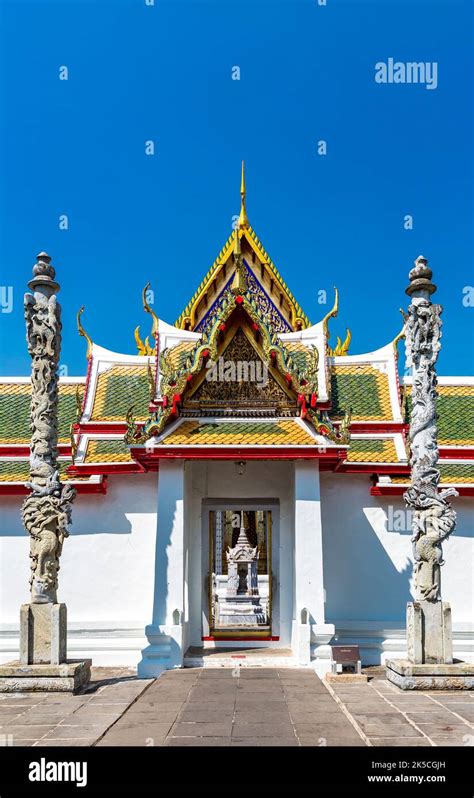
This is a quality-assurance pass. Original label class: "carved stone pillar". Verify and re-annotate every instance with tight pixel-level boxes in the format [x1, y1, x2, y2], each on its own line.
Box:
[23, 253, 76, 605]
[0, 253, 91, 692]
[386, 257, 473, 690]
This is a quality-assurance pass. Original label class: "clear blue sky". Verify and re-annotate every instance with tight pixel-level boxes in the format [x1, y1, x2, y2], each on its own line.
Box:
[0, 0, 472, 376]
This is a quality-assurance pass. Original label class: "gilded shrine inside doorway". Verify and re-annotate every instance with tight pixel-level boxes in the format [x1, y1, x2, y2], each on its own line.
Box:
[209, 509, 272, 639]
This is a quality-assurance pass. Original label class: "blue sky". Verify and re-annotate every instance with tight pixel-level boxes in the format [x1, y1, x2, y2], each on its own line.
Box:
[0, 0, 472, 376]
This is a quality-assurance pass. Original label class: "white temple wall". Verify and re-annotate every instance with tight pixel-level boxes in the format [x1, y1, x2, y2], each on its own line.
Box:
[0, 474, 158, 665]
[1, 467, 472, 667]
[320, 472, 474, 664]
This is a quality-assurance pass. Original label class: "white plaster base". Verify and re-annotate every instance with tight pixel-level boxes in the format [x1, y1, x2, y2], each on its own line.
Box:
[310, 622, 336, 676]
[137, 624, 184, 678]
[291, 621, 311, 665]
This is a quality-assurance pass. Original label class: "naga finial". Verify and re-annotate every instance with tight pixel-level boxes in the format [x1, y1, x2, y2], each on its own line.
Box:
[135, 283, 159, 355]
[322, 287, 351, 355]
[142, 282, 159, 337]
[322, 286, 339, 342]
[76, 306, 93, 360]
[392, 308, 406, 357]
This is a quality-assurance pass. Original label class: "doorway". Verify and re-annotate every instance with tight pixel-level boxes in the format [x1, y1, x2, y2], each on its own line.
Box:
[202, 503, 277, 641]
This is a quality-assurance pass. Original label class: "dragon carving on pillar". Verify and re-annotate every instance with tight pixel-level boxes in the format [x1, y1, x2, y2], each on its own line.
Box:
[22, 254, 76, 604]
[403, 258, 457, 602]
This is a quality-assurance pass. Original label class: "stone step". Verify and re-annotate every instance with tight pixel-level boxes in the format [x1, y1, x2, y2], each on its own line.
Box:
[183, 647, 304, 668]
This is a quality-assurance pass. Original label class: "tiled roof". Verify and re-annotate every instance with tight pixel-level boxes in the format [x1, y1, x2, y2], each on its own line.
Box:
[403, 384, 474, 446]
[84, 439, 133, 463]
[391, 462, 474, 485]
[0, 381, 83, 444]
[330, 364, 393, 421]
[0, 459, 90, 483]
[167, 341, 197, 371]
[346, 437, 399, 463]
[90, 365, 150, 422]
[161, 420, 316, 446]
[281, 341, 311, 372]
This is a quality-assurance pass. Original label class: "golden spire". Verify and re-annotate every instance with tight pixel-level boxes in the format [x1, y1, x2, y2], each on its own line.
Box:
[238, 160, 249, 229]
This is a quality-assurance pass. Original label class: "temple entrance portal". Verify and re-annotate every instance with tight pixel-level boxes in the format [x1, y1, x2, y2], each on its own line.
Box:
[208, 509, 272, 639]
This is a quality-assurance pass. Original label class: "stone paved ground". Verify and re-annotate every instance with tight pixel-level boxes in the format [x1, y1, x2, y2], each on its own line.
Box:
[98, 667, 364, 747]
[0, 667, 150, 747]
[0, 666, 473, 747]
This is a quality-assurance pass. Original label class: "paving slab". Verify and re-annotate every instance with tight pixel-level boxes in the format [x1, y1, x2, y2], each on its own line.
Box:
[166, 737, 231, 746]
[355, 717, 422, 738]
[58, 714, 123, 727]
[2, 725, 56, 740]
[232, 737, 299, 746]
[179, 710, 235, 722]
[171, 721, 233, 737]
[415, 721, 472, 736]
[41, 723, 114, 740]
[232, 723, 295, 738]
[404, 710, 472, 725]
[370, 737, 433, 747]
[298, 735, 365, 747]
[388, 698, 443, 711]
[34, 738, 98, 747]
[234, 709, 290, 720]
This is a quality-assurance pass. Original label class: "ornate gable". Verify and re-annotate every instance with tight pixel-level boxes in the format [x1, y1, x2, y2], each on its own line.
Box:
[185, 326, 296, 412]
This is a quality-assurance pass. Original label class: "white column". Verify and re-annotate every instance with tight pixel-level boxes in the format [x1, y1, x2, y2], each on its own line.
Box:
[292, 460, 334, 673]
[138, 460, 186, 677]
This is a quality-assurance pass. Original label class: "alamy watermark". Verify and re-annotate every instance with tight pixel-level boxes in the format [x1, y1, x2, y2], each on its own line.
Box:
[375, 58, 438, 90]
[29, 758, 87, 788]
[0, 286, 13, 313]
[206, 357, 268, 389]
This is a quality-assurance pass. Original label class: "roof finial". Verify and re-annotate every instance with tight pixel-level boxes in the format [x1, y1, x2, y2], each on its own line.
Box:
[322, 286, 339, 341]
[238, 160, 249, 229]
[231, 224, 247, 294]
[233, 223, 241, 256]
[142, 282, 159, 337]
[77, 306, 93, 360]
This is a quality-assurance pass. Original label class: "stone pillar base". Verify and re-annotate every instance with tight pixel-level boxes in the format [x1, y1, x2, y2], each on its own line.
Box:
[20, 603, 67, 665]
[0, 660, 91, 693]
[407, 601, 453, 664]
[386, 659, 474, 690]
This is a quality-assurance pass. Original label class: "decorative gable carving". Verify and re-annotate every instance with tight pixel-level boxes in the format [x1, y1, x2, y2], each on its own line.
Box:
[185, 327, 295, 411]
